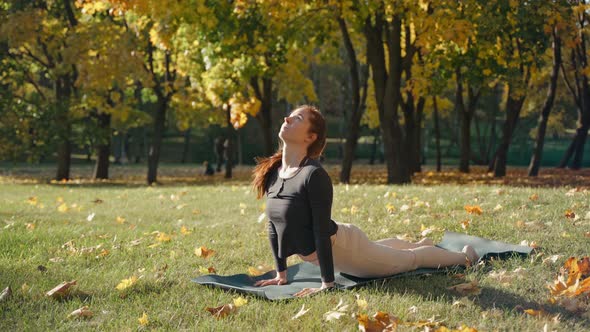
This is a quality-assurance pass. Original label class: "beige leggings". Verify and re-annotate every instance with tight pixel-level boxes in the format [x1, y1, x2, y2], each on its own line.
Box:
[331, 223, 468, 278]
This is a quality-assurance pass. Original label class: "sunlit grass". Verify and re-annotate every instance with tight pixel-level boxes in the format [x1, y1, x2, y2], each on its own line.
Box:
[0, 165, 589, 330]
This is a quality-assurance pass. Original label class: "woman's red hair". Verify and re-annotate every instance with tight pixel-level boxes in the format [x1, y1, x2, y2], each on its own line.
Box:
[251, 105, 327, 199]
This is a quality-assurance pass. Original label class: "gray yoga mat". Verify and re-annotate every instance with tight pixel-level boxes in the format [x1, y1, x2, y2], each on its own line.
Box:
[192, 231, 533, 300]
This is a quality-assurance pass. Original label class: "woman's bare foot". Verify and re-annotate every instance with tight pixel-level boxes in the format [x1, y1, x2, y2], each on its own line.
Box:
[416, 238, 434, 246]
[462, 245, 479, 266]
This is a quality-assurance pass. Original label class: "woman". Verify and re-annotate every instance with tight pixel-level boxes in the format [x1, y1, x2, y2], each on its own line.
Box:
[251, 105, 478, 297]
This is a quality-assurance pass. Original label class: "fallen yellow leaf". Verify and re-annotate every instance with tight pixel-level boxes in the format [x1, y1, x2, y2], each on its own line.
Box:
[116, 275, 138, 291]
[523, 308, 548, 317]
[138, 312, 149, 326]
[96, 249, 110, 258]
[198, 266, 216, 274]
[233, 296, 248, 307]
[155, 232, 171, 242]
[180, 225, 192, 235]
[57, 203, 69, 213]
[464, 205, 483, 215]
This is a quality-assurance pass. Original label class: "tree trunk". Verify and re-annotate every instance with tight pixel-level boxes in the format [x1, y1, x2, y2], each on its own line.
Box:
[55, 76, 72, 181]
[433, 96, 442, 172]
[365, 14, 409, 184]
[147, 98, 167, 185]
[528, 29, 561, 176]
[494, 88, 525, 177]
[456, 67, 469, 173]
[401, 24, 421, 175]
[369, 130, 379, 165]
[56, 134, 71, 181]
[225, 106, 234, 179]
[414, 97, 425, 172]
[338, 17, 368, 183]
[559, 51, 590, 169]
[251, 77, 274, 157]
[181, 128, 191, 163]
[93, 112, 111, 179]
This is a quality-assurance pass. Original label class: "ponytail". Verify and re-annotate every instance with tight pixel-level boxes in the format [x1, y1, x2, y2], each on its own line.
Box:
[252, 149, 282, 199]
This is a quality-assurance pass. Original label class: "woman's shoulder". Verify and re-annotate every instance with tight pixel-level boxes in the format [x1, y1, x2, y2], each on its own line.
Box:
[300, 158, 331, 184]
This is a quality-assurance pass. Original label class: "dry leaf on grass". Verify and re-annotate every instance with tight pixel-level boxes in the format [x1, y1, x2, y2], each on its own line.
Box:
[324, 298, 349, 322]
[155, 232, 171, 242]
[233, 296, 248, 307]
[464, 205, 483, 215]
[116, 275, 139, 291]
[542, 255, 562, 265]
[198, 266, 216, 274]
[356, 295, 368, 311]
[205, 303, 237, 319]
[180, 225, 192, 235]
[447, 280, 481, 296]
[420, 225, 440, 237]
[138, 312, 149, 326]
[0, 287, 12, 302]
[46, 280, 77, 299]
[523, 308, 549, 317]
[357, 311, 399, 332]
[291, 304, 310, 320]
[195, 246, 215, 258]
[460, 219, 471, 230]
[68, 306, 93, 319]
[247, 264, 272, 276]
[548, 256, 590, 313]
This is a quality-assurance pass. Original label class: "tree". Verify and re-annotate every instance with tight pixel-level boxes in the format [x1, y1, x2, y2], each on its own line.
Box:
[528, 22, 562, 176]
[0, 0, 82, 180]
[334, 2, 369, 183]
[487, 0, 552, 177]
[558, 1, 590, 169]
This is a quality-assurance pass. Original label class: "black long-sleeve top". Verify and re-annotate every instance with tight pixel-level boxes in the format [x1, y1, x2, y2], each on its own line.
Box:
[265, 157, 338, 283]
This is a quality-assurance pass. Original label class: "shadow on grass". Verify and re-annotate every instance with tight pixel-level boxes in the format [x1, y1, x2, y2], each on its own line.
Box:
[367, 274, 590, 327]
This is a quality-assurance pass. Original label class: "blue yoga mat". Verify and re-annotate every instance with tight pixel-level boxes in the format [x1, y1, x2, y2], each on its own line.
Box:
[192, 231, 532, 300]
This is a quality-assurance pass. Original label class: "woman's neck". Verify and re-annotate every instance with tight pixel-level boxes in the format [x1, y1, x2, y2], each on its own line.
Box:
[281, 144, 308, 169]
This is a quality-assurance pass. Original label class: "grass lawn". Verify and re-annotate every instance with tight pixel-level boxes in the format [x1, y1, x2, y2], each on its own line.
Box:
[0, 165, 589, 331]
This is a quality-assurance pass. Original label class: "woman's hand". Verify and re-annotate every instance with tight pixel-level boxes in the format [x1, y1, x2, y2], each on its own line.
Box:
[254, 271, 287, 287]
[293, 281, 334, 297]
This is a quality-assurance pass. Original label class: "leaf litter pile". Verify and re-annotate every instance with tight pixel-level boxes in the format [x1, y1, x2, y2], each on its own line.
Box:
[2, 165, 590, 188]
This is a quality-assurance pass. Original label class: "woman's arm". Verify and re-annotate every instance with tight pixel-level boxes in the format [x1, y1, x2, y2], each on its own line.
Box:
[268, 221, 287, 272]
[307, 167, 336, 285]
[254, 221, 288, 287]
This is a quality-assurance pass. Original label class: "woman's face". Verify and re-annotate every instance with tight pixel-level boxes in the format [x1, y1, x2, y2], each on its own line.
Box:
[278, 109, 317, 147]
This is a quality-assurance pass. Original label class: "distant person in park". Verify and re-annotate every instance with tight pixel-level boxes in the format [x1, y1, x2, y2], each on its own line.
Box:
[202, 161, 214, 176]
[214, 136, 225, 172]
[251, 105, 479, 297]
